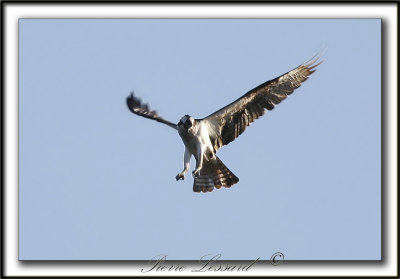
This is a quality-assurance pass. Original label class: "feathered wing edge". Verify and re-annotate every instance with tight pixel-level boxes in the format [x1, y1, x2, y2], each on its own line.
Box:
[126, 92, 178, 130]
[201, 54, 323, 152]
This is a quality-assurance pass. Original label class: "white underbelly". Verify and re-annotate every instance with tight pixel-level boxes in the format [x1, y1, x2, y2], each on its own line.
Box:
[178, 130, 198, 156]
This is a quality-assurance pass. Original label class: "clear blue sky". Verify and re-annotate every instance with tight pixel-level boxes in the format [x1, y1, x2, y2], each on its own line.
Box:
[19, 19, 381, 260]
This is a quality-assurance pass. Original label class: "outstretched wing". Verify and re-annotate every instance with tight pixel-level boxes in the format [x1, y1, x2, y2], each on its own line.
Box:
[126, 92, 178, 130]
[201, 55, 322, 152]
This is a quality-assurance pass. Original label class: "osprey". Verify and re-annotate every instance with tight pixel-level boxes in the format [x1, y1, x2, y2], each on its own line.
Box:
[127, 55, 322, 193]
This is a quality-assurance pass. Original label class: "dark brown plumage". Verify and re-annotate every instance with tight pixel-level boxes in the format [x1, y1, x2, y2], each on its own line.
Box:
[126, 54, 322, 193]
[202, 55, 322, 152]
[126, 93, 177, 130]
[193, 156, 239, 193]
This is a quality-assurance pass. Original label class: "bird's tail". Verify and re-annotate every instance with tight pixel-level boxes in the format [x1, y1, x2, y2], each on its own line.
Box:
[193, 156, 239, 193]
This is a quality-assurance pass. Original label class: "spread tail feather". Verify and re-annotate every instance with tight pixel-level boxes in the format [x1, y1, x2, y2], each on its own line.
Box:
[193, 156, 239, 193]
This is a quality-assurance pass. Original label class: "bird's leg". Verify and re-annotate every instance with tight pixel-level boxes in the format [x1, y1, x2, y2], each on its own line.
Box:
[192, 143, 204, 178]
[176, 147, 191, 181]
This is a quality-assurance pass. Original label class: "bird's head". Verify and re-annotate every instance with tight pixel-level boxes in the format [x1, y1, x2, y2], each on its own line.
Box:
[178, 115, 195, 130]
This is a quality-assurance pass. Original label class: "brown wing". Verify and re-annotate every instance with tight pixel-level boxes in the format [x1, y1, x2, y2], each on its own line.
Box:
[126, 92, 178, 130]
[201, 55, 322, 152]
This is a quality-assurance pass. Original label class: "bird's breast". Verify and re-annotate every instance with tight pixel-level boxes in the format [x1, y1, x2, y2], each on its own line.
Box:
[178, 127, 198, 155]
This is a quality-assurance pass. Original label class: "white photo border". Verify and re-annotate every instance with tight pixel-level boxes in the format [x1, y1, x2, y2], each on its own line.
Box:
[3, 2, 398, 277]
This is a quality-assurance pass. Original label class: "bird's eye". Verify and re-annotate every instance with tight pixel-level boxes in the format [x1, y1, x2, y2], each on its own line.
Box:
[185, 119, 192, 127]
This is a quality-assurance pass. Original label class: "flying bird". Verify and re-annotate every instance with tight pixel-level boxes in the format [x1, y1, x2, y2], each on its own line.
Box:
[127, 55, 322, 193]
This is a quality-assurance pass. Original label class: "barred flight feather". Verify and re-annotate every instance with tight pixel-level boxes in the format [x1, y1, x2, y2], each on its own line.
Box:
[126, 54, 322, 194]
[126, 92, 178, 130]
[201, 55, 322, 152]
[193, 156, 239, 193]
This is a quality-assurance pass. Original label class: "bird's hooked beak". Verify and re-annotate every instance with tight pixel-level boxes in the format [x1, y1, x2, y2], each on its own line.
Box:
[178, 116, 193, 130]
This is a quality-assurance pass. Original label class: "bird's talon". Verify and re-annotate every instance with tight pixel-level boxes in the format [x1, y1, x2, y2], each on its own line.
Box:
[176, 173, 184, 181]
[192, 170, 200, 178]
